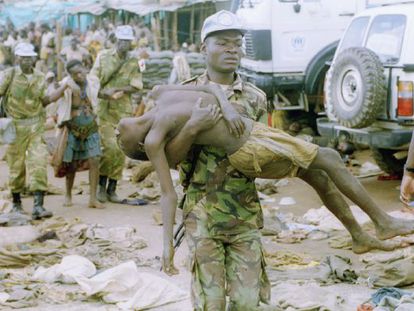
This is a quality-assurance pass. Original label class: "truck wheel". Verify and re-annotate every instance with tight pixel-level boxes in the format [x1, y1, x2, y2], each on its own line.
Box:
[326, 47, 385, 129]
[371, 148, 405, 175]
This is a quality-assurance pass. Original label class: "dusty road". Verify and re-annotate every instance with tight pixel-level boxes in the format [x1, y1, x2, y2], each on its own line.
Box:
[0, 146, 406, 310]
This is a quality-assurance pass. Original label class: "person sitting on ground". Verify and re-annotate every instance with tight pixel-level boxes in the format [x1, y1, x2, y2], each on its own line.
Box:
[52, 59, 104, 209]
[117, 81, 414, 273]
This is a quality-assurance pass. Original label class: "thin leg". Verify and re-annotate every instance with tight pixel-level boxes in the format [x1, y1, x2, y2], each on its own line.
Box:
[299, 168, 403, 253]
[64, 171, 75, 207]
[309, 147, 414, 240]
[88, 157, 104, 209]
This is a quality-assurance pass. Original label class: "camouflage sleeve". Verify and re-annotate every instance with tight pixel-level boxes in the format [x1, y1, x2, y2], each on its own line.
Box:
[38, 75, 47, 99]
[0, 69, 13, 96]
[255, 90, 267, 122]
[178, 159, 192, 185]
[90, 52, 102, 83]
[129, 60, 143, 90]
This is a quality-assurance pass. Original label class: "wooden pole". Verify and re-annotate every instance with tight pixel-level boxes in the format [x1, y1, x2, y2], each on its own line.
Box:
[163, 12, 169, 50]
[189, 5, 194, 44]
[171, 11, 178, 50]
[151, 12, 161, 52]
[77, 13, 81, 31]
[55, 20, 63, 81]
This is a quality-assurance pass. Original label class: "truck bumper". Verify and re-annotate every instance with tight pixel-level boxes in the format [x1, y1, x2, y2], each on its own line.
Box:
[317, 118, 413, 149]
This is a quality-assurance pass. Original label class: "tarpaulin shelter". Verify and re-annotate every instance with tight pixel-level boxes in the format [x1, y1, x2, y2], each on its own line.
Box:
[0, 0, 230, 49]
[0, 0, 98, 28]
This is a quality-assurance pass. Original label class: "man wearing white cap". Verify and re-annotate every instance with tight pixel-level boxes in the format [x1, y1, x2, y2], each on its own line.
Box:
[158, 10, 271, 310]
[154, 9, 414, 311]
[90, 25, 144, 203]
[0, 42, 70, 219]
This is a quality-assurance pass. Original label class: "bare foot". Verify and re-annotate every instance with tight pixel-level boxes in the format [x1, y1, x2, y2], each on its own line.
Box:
[352, 234, 407, 254]
[88, 201, 105, 209]
[63, 196, 73, 207]
[375, 216, 414, 240]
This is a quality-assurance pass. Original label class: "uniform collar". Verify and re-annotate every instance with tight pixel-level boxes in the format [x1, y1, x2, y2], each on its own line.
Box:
[198, 70, 244, 98]
[15, 66, 37, 77]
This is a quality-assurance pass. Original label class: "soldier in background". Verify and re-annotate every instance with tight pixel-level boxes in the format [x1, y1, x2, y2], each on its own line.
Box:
[90, 25, 143, 203]
[0, 43, 69, 219]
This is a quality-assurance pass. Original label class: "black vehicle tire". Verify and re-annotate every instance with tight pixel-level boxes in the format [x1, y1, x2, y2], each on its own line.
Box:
[371, 148, 405, 175]
[326, 47, 386, 129]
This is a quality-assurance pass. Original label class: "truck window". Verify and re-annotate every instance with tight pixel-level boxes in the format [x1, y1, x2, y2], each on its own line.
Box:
[338, 17, 370, 53]
[365, 14, 406, 64]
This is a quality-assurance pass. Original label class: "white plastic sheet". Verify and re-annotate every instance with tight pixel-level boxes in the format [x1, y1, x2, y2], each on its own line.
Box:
[32, 255, 96, 284]
[76, 261, 188, 310]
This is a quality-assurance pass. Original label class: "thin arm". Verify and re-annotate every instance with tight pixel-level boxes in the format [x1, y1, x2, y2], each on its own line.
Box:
[165, 121, 200, 168]
[42, 82, 68, 106]
[144, 126, 177, 260]
[153, 84, 233, 114]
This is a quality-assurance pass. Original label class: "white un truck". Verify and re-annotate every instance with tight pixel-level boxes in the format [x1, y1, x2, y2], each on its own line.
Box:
[235, 0, 366, 125]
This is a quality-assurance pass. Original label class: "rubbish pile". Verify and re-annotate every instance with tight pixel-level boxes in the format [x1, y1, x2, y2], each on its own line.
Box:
[0, 217, 178, 309]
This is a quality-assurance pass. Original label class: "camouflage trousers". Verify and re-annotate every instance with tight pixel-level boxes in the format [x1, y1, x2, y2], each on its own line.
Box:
[6, 121, 48, 193]
[98, 120, 125, 180]
[184, 199, 270, 311]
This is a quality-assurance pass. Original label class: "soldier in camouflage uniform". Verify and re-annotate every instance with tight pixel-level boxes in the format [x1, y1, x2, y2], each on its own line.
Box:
[165, 11, 270, 310]
[162, 11, 414, 309]
[90, 25, 143, 203]
[0, 43, 69, 219]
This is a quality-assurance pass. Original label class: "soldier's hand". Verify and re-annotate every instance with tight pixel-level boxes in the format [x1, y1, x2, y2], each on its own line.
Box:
[222, 105, 245, 138]
[188, 98, 222, 132]
[111, 91, 124, 100]
[162, 245, 179, 276]
[99, 88, 116, 99]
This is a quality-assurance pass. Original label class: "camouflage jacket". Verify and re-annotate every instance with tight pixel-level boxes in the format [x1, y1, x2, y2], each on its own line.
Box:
[90, 49, 143, 124]
[0, 67, 46, 120]
[181, 71, 267, 235]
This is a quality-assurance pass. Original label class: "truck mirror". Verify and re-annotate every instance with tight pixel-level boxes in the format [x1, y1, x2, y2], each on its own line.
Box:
[403, 64, 414, 73]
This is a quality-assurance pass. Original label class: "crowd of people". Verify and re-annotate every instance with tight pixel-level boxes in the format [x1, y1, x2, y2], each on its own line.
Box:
[0, 18, 155, 72]
[2, 9, 414, 311]
[0, 17, 200, 216]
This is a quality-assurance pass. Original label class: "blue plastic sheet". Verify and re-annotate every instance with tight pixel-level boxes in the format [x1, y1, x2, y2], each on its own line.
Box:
[0, 0, 92, 28]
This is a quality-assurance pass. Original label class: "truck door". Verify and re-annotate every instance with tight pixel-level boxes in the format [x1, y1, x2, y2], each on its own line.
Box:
[274, 0, 358, 73]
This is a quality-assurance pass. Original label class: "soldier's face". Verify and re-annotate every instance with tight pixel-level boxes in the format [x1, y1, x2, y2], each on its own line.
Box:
[117, 39, 132, 53]
[69, 64, 86, 84]
[18, 56, 35, 71]
[202, 30, 243, 73]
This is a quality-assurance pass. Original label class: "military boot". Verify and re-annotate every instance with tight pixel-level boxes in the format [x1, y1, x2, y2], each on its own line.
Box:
[97, 175, 108, 203]
[11, 192, 24, 213]
[32, 191, 53, 220]
[107, 179, 123, 203]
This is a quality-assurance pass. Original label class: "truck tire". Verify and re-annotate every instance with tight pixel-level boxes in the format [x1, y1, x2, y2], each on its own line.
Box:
[326, 47, 385, 129]
[371, 148, 405, 175]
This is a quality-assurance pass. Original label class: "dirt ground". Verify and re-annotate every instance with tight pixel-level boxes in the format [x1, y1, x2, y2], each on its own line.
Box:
[0, 144, 407, 310]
